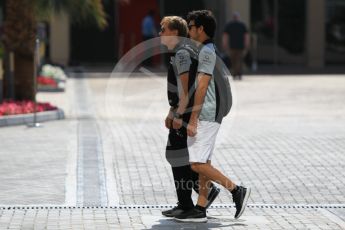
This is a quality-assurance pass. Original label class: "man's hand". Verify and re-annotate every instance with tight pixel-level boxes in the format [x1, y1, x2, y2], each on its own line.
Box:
[165, 108, 175, 129]
[187, 119, 198, 137]
[172, 118, 183, 129]
[165, 116, 173, 129]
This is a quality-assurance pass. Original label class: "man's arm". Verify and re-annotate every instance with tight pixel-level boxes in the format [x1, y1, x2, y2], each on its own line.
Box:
[187, 73, 211, 137]
[172, 48, 192, 129]
[172, 73, 189, 129]
[176, 73, 189, 115]
[165, 106, 175, 129]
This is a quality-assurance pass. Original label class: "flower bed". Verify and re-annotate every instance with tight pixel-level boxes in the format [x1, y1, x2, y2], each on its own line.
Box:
[0, 100, 57, 117]
[38, 64, 67, 91]
[38, 76, 58, 88]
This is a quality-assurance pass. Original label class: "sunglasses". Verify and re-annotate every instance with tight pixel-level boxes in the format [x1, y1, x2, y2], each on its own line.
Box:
[188, 24, 197, 30]
[160, 27, 166, 33]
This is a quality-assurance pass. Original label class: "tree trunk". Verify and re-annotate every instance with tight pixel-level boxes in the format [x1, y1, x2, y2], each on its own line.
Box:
[3, 0, 36, 101]
[14, 52, 35, 101]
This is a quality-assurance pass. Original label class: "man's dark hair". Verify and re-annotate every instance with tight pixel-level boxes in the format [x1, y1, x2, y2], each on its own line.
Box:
[187, 10, 217, 38]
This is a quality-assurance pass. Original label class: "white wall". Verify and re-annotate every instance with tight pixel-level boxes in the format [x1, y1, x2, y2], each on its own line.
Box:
[50, 13, 70, 66]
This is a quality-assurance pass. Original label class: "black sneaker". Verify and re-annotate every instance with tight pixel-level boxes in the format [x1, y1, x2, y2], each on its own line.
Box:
[205, 186, 220, 209]
[232, 186, 251, 219]
[174, 207, 207, 223]
[162, 205, 187, 217]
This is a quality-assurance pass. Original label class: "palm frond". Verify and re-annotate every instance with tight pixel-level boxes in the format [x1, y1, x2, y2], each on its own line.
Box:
[32, 0, 108, 29]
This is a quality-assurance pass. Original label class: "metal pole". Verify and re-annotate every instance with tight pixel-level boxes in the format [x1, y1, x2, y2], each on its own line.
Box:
[33, 38, 39, 124]
[28, 38, 42, 128]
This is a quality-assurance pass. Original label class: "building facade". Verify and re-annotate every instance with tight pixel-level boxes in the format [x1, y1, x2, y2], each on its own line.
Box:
[48, 0, 345, 69]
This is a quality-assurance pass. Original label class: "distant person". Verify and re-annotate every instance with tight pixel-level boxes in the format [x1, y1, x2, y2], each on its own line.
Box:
[141, 10, 157, 67]
[222, 12, 250, 80]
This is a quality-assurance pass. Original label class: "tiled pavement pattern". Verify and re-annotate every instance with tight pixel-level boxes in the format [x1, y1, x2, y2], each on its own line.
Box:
[0, 120, 76, 205]
[0, 74, 344, 229]
[0, 207, 344, 229]
[103, 75, 345, 206]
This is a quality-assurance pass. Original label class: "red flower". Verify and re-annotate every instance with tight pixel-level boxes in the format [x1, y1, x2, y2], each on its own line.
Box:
[37, 76, 58, 87]
[0, 100, 57, 117]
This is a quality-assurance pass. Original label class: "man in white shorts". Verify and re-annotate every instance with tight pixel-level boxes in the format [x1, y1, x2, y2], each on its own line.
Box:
[174, 10, 251, 223]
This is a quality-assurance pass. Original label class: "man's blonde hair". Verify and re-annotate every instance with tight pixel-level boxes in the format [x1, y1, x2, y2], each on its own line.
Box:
[161, 16, 188, 37]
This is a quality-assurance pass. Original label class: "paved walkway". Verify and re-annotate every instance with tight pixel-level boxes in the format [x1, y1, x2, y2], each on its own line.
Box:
[0, 73, 344, 229]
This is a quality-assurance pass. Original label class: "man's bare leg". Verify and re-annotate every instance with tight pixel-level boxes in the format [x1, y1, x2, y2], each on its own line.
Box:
[196, 161, 212, 207]
[191, 162, 236, 192]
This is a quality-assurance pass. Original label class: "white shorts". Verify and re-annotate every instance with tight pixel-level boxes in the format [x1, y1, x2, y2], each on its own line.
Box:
[187, 120, 220, 163]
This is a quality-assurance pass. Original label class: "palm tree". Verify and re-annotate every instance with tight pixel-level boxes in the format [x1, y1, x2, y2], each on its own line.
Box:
[2, 0, 107, 101]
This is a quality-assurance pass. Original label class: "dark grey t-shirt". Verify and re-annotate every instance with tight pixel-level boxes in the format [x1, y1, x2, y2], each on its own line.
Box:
[173, 49, 192, 101]
[224, 21, 248, 49]
[175, 49, 192, 75]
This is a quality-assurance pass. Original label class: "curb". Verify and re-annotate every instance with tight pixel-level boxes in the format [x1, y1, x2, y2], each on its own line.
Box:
[0, 108, 65, 127]
[37, 88, 65, 93]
